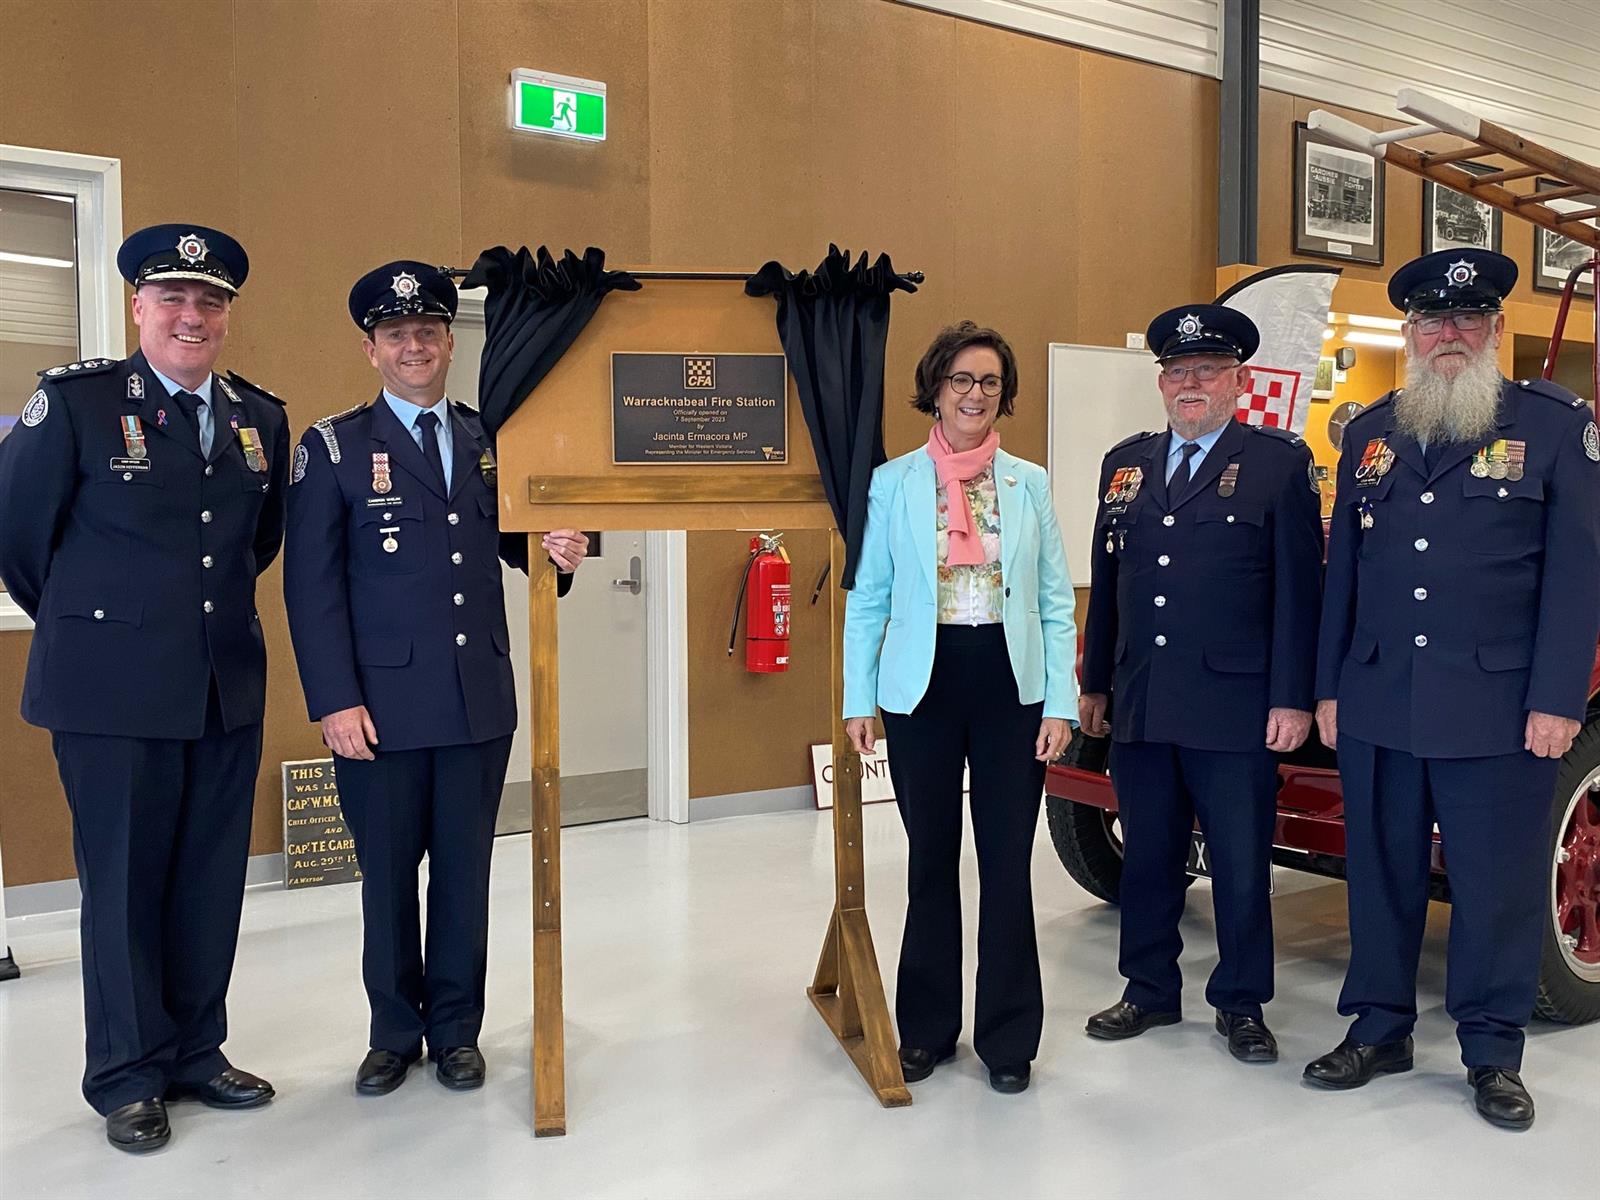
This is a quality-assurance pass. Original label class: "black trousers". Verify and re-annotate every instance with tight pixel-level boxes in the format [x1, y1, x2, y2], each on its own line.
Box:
[1109, 740, 1279, 1018]
[334, 735, 513, 1055]
[52, 690, 261, 1115]
[1337, 736, 1557, 1068]
[880, 624, 1047, 1068]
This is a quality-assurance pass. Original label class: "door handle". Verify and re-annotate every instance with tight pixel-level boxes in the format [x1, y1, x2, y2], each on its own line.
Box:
[611, 555, 642, 595]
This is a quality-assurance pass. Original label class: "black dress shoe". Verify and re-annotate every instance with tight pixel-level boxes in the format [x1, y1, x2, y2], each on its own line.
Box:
[356, 1048, 420, 1096]
[988, 1063, 1031, 1094]
[105, 1098, 169, 1153]
[1303, 1036, 1413, 1089]
[165, 1067, 275, 1109]
[1216, 1012, 1279, 1063]
[1085, 1000, 1182, 1040]
[432, 1045, 486, 1091]
[898, 1046, 956, 1083]
[1469, 1067, 1535, 1131]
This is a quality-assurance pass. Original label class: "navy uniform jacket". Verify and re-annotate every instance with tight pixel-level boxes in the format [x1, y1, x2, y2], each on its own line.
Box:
[1081, 417, 1325, 752]
[283, 395, 568, 753]
[0, 352, 288, 738]
[1316, 378, 1600, 758]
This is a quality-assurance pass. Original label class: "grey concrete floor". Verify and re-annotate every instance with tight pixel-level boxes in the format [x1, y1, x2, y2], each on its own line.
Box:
[1, 803, 1595, 1199]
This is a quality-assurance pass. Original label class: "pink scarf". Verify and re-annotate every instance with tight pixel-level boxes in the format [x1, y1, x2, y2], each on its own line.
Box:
[926, 423, 1000, 567]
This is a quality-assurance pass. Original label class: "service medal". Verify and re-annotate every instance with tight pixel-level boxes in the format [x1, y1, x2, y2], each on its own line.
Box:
[1217, 463, 1240, 497]
[478, 447, 498, 485]
[380, 525, 400, 554]
[1505, 440, 1526, 482]
[372, 451, 392, 495]
[121, 414, 147, 460]
[1354, 438, 1394, 486]
[239, 427, 266, 473]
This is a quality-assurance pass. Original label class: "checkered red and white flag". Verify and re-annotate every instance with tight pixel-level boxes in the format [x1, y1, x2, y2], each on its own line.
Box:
[1217, 265, 1341, 436]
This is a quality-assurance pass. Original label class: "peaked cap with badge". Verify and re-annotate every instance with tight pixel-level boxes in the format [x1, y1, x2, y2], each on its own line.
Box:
[1146, 303, 1261, 363]
[0, 220, 288, 1133]
[1387, 247, 1517, 314]
[348, 260, 458, 331]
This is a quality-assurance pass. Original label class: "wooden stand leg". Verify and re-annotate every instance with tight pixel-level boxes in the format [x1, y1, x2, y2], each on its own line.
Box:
[528, 546, 567, 1136]
[807, 530, 911, 1108]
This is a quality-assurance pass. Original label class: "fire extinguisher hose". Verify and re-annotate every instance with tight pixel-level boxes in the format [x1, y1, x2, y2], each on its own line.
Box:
[727, 546, 761, 657]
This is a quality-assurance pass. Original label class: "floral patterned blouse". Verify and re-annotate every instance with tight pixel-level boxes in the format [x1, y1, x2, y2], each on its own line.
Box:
[936, 463, 1004, 625]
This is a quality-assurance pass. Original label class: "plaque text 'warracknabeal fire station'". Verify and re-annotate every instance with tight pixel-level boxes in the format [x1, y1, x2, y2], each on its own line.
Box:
[611, 352, 787, 464]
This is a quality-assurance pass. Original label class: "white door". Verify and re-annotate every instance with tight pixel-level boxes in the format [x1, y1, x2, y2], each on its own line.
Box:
[450, 298, 651, 827]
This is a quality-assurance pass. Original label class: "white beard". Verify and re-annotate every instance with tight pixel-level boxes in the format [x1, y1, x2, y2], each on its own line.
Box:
[1396, 342, 1503, 446]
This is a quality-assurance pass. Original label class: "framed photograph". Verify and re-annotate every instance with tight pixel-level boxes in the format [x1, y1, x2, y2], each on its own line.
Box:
[1294, 121, 1385, 265]
[1312, 355, 1337, 400]
[1532, 176, 1597, 297]
[1422, 163, 1502, 255]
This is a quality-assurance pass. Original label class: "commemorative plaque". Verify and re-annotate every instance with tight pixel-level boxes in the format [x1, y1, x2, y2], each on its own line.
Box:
[611, 352, 787, 464]
[282, 758, 362, 890]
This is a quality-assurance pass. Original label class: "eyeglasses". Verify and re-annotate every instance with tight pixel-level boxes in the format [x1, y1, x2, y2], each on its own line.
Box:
[1407, 312, 1490, 335]
[945, 372, 1003, 397]
[1159, 362, 1230, 384]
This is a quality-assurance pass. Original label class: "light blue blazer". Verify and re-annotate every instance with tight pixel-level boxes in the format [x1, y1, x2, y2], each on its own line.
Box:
[843, 446, 1078, 720]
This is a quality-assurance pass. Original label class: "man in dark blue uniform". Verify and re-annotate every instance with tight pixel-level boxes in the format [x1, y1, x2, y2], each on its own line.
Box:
[1079, 304, 1324, 1064]
[0, 224, 289, 1152]
[1307, 249, 1600, 1130]
[284, 262, 587, 1097]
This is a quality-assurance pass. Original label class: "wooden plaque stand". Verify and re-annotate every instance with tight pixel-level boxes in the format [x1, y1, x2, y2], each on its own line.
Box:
[494, 278, 910, 1136]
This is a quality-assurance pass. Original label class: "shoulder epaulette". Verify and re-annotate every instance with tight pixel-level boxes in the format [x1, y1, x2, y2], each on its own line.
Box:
[1344, 394, 1393, 426]
[1517, 377, 1588, 409]
[311, 403, 366, 464]
[449, 398, 480, 416]
[224, 371, 286, 407]
[1248, 424, 1306, 446]
[37, 358, 118, 381]
[1109, 429, 1158, 453]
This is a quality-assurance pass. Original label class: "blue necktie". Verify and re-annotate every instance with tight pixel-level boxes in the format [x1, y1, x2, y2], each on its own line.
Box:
[415, 410, 446, 489]
[1170, 441, 1199, 498]
[173, 390, 210, 455]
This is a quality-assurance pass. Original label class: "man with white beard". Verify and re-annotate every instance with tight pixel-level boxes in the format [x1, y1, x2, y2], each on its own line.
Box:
[1307, 249, 1600, 1130]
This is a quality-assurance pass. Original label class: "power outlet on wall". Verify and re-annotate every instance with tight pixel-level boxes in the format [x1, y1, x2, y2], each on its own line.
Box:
[1125, 333, 1146, 350]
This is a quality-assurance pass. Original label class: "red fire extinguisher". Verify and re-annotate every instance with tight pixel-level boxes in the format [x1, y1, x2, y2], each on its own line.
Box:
[727, 532, 791, 672]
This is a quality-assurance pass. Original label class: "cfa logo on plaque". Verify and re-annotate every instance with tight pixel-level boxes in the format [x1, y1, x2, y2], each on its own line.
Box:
[683, 356, 715, 389]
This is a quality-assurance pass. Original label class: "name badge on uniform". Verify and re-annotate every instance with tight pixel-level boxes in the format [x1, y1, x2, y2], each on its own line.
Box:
[372, 452, 392, 495]
[1217, 463, 1240, 497]
[1354, 438, 1394, 486]
[479, 447, 498, 486]
[238, 426, 267, 473]
[120, 415, 147, 460]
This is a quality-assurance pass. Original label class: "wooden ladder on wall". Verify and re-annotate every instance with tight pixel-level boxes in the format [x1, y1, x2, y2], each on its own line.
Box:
[1310, 89, 1598, 399]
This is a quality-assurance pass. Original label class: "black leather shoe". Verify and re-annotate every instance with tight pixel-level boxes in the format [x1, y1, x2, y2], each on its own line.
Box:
[1085, 1000, 1182, 1040]
[432, 1045, 486, 1091]
[356, 1048, 419, 1095]
[105, 1098, 169, 1153]
[898, 1046, 956, 1083]
[1303, 1036, 1413, 1089]
[1216, 1012, 1279, 1063]
[988, 1063, 1031, 1094]
[165, 1067, 274, 1109]
[1469, 1067, 1535, 1131]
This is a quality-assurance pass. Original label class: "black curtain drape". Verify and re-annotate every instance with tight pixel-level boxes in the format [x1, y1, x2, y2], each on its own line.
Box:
[745, 246, 918, 589]
[462, 245, 640, 438]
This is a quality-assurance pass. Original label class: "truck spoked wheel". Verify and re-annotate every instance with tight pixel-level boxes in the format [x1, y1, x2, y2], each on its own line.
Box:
[1537, 724, 1600, 1024]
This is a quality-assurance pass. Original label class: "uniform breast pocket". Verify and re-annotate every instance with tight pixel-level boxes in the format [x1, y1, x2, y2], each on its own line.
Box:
[1463, 475, 1544, 556]
[353, 506, 425, 575]
[1191, 501, 1265, 568]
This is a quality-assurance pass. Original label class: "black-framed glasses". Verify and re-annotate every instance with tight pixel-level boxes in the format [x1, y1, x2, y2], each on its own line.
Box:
[1407, 312, 1489, 335]
[1159, 362, 1229, 384]
[946, 372, 1003, 397]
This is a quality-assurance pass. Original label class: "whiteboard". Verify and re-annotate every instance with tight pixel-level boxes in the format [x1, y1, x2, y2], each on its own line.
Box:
[1047, 343, 1168, 585]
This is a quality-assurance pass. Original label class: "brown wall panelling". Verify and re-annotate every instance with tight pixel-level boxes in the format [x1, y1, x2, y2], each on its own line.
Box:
[0, 0, 1222, 883]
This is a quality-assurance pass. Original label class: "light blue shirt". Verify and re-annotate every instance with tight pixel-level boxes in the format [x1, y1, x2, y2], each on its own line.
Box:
[382, 390, 453, 491]
[149, 366, 215, 456]
[1164, 421, 1229, 484]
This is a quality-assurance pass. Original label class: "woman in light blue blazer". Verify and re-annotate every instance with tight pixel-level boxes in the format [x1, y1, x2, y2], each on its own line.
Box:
[844, 321, 1077, 1095]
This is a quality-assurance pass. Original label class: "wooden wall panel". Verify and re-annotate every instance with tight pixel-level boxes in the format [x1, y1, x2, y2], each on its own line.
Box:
[458, 0, 653, 266]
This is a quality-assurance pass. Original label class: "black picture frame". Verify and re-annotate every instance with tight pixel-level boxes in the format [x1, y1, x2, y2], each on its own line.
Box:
[1532, 176, 1597, 297]
[1293, 121, 1385, 265]
[1422, 163, 1503, 256]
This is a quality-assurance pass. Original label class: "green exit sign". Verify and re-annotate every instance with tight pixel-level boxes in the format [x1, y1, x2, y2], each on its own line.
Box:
[510, 69, 606, 142]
